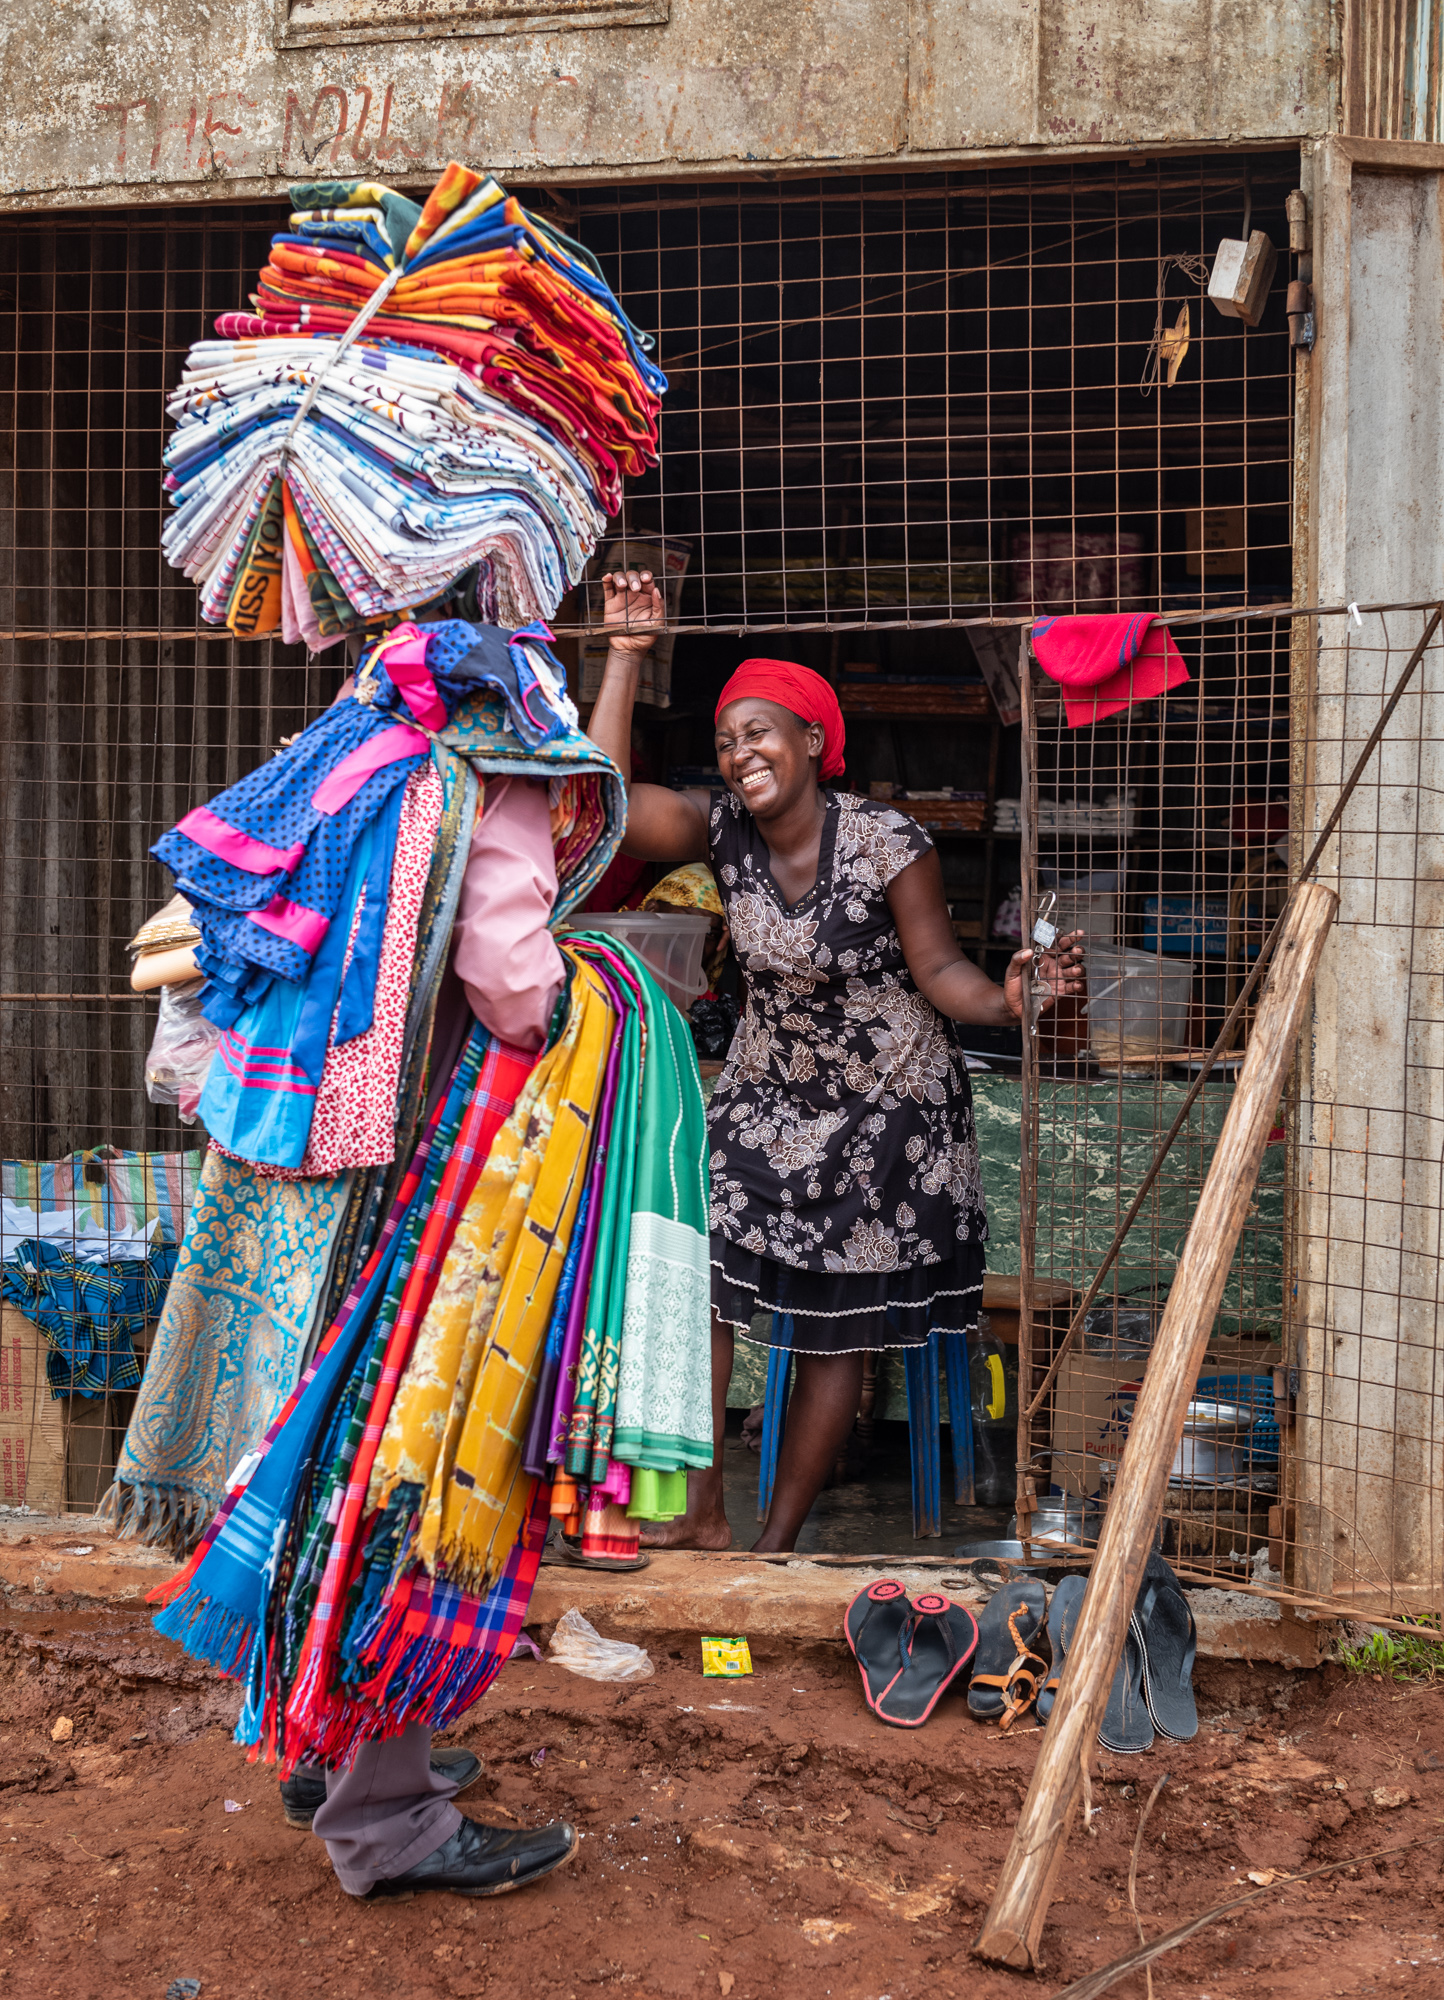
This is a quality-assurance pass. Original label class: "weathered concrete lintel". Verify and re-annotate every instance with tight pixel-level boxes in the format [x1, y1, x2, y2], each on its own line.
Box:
[0, 134, 1308, 220]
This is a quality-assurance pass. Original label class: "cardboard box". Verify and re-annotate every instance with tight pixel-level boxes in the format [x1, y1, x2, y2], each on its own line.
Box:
[1050, 1348, 1149, 1498]
[0, 1305, 66, 1514]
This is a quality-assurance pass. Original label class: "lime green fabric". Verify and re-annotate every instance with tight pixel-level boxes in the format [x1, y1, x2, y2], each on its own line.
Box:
[626, 1467, 688, 1520]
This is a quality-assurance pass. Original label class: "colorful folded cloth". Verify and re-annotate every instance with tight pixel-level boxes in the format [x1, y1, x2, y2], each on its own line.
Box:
[1, 1236, 179, 1398]
[548, 934, 713, 1484]
[161, 165, 664, 643]
[154, 618, 581, 1021]
[150, 947, 712, 1767]
[1030, 613, 1190, 727]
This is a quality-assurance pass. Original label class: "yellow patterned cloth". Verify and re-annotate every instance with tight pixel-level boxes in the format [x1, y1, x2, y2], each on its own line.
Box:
[370, 950, 614, 1594]
[640, 862, 724, 919]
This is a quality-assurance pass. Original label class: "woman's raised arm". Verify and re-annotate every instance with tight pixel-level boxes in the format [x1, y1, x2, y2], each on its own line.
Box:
[586, 569, 710, 864]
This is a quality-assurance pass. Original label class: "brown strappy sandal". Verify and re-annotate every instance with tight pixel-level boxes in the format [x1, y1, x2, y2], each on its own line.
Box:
[966, 1578, 1048, 1728]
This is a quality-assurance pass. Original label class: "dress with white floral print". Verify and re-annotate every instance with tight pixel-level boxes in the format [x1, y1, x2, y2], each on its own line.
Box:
[706, 788, 987, 1285]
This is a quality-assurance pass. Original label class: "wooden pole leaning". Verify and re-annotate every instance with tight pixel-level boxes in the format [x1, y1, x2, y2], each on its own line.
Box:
[973, 879, 1339, 1971]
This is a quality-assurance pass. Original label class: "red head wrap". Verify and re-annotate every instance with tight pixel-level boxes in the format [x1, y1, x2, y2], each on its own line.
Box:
[714, 659, 846, 779]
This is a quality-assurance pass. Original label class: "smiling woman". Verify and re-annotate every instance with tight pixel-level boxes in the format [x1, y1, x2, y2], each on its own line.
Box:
[585, 570, 1083, 1553]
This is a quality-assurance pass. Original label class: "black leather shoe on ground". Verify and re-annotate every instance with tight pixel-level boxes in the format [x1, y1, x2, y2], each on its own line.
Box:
[364, 1815, 580, 1899]
[279, 1748, 483, 1830]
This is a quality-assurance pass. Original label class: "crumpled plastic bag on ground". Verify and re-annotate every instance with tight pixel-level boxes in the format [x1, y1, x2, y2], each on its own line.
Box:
[546, 1607, 654, 1682]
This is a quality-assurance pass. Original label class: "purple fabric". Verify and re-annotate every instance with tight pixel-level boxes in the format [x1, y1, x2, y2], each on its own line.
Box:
[597, 1459, 631, 1506]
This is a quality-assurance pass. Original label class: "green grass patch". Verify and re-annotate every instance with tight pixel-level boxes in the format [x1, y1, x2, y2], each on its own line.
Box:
[1341, 1616, 1444, 1683]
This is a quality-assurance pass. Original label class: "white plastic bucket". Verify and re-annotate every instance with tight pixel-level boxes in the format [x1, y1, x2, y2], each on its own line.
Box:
[1084, 946, 1193, 1069]
[565, 911, 713, 1012]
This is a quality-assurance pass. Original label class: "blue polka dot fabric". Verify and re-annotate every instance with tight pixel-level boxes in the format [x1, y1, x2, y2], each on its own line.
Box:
[153, 619, 577, 1007]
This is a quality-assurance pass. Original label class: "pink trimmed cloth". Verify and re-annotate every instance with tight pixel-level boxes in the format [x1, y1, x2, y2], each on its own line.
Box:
[221, 761, 444, 1182]
[299, 761, 444, 1175]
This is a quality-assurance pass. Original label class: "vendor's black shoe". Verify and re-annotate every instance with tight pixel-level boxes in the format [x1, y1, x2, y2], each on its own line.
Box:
[280, 1748, 483, 1830]
[364, 1815, 580, 1900]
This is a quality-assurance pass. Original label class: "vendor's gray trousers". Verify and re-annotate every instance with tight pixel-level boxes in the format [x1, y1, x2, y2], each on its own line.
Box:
[312, 1724, 461, 1897]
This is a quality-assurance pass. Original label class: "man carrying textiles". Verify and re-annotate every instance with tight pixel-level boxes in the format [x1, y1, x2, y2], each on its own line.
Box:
[130, 698, 591, 1901]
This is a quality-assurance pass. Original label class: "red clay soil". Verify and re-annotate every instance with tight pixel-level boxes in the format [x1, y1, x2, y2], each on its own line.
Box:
[1, 1594, 1441, 2000]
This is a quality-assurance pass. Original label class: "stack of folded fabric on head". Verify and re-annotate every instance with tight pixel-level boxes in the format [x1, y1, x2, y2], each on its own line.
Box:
[161, 162, 665, 643]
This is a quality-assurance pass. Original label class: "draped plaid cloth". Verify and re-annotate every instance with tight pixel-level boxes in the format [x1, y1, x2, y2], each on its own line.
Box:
[1, 1238, 178, 1398]
[328, 1484, 551, 1745]
[148, 1068, 469, 1686]
[369, 952, 613, 1596]
[279, 1030, 537, 1760]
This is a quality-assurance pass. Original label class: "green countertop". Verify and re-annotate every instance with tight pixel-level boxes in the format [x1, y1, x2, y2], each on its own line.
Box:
[716, 1071, 1283, 1419]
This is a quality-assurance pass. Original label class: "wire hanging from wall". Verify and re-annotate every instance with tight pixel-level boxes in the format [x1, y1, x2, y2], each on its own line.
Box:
[1140, 254, 1212, 394]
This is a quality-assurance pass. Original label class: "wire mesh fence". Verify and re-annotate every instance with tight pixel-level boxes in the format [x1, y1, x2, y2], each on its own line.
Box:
[1018, 601, 1444, 1630]
[1, 152, 1384, 1563]
[578, 154, 1295, 639]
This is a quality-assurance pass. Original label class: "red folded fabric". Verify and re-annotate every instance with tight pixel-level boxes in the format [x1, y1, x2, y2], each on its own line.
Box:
[1031, 613, 1190, 728]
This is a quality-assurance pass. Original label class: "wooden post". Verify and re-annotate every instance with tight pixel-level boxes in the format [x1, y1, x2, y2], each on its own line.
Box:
[974, 880, 1338, 1971]
[1015, 628, 1040, 1544]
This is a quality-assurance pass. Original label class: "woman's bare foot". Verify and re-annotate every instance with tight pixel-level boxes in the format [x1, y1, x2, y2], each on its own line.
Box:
[638, 1506, 733, 1551]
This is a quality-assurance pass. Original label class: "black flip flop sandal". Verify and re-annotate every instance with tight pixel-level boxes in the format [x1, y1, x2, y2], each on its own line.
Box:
[967, 1578, 1047, 1731]
[1098, 1613, 1154, 1755]
[873, 1593, 980, 1730]
[1138, 1573, 1199, 1742]
[1037, 1573, 1086, 1723]
[845, 1578, 912, 1715]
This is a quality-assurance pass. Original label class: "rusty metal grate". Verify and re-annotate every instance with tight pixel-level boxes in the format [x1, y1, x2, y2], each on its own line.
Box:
[0, 154, 1301, 1513]
[577, 154, 1296, 635]
[1018, 602, 1444, 1626]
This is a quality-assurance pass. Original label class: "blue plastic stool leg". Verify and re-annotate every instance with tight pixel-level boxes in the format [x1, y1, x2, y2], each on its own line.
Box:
[758, 1313, 794, 1520]
[944, 1330, 976, 1505]
[903, 1329, 943, 1537]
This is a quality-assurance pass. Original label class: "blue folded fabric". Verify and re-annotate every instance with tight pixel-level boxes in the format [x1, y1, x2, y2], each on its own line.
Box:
[154, 618, 577, 1025]
[1, 1237, 180, 1399]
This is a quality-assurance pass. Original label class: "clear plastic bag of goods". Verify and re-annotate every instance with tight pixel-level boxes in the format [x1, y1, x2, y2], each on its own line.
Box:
[1083, 946, 1193, 1071]
[144, 982, 220, 1124]
[546, 1607, 655, 1682]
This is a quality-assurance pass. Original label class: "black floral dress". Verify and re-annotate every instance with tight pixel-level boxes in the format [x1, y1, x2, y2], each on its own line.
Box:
[707, 787, 987, 1356]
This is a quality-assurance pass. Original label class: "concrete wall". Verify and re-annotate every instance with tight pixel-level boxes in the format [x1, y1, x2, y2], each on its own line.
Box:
[1, 0, 1334, 213]
[1295, 137, 1444, 1614]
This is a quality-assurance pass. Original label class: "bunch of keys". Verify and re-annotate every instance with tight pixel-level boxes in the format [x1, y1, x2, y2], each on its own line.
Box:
[1027, 890, 1059, 1037]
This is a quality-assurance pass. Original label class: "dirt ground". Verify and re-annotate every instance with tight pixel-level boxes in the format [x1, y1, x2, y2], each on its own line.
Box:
[1, 1588, 1442, 2000]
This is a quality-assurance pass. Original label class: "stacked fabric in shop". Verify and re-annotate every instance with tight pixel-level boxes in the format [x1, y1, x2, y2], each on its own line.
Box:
[161, 163, 665, 643]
